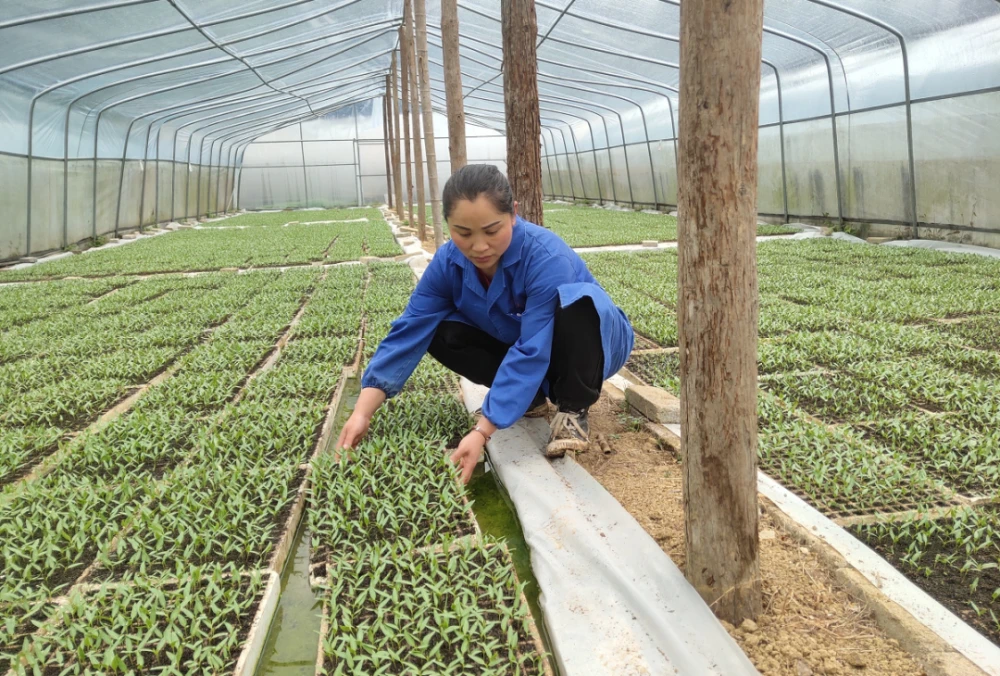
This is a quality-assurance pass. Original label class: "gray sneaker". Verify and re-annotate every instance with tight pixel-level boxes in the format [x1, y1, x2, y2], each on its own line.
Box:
[545, 409, 589, 458]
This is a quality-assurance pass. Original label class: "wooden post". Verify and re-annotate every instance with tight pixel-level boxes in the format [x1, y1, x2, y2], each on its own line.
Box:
[441, 0, 467, 171]
[383, 94, 393, 209]
[405, 4, 427, 243]
[414, 0, 444, 249]
[501, 0, 544, 227]
[399, 7, 415, 228]
[389, 55, 404, 219]
[677, 0, 764, 625]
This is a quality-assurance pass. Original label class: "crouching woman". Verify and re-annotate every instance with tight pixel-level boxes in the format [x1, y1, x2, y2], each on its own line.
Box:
[335, 164, 634, 483]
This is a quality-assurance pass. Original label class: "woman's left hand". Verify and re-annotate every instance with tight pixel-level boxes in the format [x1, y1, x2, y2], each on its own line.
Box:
[449, 431, 486, 484]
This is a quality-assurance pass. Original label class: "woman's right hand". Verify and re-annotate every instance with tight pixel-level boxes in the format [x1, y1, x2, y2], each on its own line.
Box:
[336, 411, 371, 450]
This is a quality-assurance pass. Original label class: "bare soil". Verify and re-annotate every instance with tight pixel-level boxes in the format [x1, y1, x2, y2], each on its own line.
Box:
[574, 394, 928, 676]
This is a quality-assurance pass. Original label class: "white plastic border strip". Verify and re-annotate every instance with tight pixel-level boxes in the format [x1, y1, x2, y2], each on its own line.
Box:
[461, 379, 759, 676]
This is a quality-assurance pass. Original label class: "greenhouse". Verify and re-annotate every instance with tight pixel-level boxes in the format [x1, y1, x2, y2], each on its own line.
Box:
[1, 0, 999, 675]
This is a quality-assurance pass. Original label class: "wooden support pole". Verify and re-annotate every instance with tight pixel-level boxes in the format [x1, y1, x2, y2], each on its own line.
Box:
[678, 0, 764, 625]
[414, 0, 444, 249]
[501, 0, 544, 227]
[441, 0, 467, 171]
[405, 0, 427, 242]
[389, 55, 404, 219]
[400, 3, 415, 227]
[383, 94, 393, 209]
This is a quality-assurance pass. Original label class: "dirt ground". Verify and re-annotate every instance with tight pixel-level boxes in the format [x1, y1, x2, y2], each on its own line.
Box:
[574, 394, 928, 676]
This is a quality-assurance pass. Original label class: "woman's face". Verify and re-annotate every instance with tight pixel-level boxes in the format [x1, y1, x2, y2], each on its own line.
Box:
[447, 194, 517, 275]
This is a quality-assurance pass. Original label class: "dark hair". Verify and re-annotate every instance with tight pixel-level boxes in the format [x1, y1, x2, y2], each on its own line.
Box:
[441, 164, 514, 221]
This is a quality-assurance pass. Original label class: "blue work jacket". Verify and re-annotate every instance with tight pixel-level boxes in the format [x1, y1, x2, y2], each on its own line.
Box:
[361, 216, 634, 429]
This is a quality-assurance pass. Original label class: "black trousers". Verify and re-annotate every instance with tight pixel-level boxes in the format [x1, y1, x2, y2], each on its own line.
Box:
[427, 297, 604, 413]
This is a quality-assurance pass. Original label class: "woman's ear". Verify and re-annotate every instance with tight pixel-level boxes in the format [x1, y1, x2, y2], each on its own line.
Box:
[512, 200, 519, 220]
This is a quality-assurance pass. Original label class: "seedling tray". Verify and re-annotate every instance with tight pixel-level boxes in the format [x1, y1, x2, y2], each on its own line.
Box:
[312, 540, 550, 676]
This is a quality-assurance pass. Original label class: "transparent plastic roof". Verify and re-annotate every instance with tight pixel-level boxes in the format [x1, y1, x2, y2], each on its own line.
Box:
[1, 0, 998, 162]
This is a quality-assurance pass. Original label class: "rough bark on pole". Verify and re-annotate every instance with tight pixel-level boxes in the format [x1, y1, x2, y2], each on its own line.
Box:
[441, 0, 467, 171]
[405, 1, 427, 242]
[389, 55, 404, 219]
[382, 94, 393, 209]
[501, 0, 544, 227]
[678, 0, 764, 624]
[399, 12, 415, 227]
[414, 0, 444, 249]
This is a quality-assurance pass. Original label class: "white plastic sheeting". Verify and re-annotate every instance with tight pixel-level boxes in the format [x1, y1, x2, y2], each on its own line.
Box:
[2, 0, 999, 259]
[461, 379, 760, 676]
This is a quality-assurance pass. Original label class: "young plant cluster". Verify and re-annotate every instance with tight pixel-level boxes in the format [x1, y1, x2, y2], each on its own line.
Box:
[320, 539, 544, 675]
[2, 262, 379, 669]
[309, 262, 547, 672]
[540, 202, 795, 247]
[855, 507, 1000, 647]
[8, 566, 266, 675]
[203, 207, 383, 228]
[0, 217, 400, 280]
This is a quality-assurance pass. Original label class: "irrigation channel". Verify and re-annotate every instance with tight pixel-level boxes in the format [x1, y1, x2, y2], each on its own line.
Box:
[254, 378, 552, 674]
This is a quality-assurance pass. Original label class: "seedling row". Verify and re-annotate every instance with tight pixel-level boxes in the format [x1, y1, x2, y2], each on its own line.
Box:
[589, 239, 1000, 646]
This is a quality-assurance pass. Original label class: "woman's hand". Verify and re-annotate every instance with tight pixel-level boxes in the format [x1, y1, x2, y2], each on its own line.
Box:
[335, 387, 388, 451]
[336, 411, 370, 450]
[450, 431, 486, 484]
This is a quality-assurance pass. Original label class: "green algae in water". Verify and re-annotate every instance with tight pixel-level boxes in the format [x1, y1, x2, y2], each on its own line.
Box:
[254, 527, 322, 675]
[467, 463, 547, 642]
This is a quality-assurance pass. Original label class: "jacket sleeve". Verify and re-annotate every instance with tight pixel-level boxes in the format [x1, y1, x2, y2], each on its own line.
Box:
[360, 255, 455, 398]
[481, 252, 576, 429]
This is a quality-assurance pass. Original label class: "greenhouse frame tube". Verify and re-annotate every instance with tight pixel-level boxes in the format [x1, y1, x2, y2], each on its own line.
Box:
[145, 47, 394, 227]
[442, 40, 642, 206]
[207, 94, 380, 210]
[805, 0, 917, 236]
[429, 93, 564, 200]
[439, 27, 680, 202]
[124, 79, 371, 233]
[182, 83, 384, 218]
[1, 0, 375, 76]
[0, 0, 158, 30]
[470, 84, 635, 205]
[88, 31, 397, 240]
[458, 74, 629, 204]
[226, 95, 381, 210]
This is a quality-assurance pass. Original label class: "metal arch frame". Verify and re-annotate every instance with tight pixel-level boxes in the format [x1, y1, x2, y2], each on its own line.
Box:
[132, 66, 388, 230]
[179, 81, 384, 221]
[1, 0, 375, 77]
[165, 0, 322, 117]
[421, 92, 568, 200]
[56, 30, 397, 248]
[461, 0, 830, 218]
[804, 0, 919, 236]
[462, 0, 579, 101]
[474, 18, 780, 218]
[191, 79, 383, 217]
[144, 57, 391, 227]
[426, 35, 622, 203]
[84, 29, 398, 236]
[655, 0, 846, 223]
[425, 42, 635, 204]
[154, 47, 395, 223]
[0, 0, 159, 31]
[161, 90, 382, 222]
[427, 70, 606, 204]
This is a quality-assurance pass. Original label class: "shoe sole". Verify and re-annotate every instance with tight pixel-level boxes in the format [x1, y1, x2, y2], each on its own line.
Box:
[545, 438, 588, 458]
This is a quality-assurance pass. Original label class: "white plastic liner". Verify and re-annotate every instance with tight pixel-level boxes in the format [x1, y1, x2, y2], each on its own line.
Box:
[882, 239, 1000, 259]
[460, 379, 759, 676]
